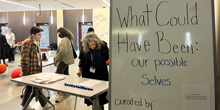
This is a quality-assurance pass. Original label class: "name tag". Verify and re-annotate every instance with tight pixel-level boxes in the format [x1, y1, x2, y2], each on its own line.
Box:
[90, 67, 96, 73]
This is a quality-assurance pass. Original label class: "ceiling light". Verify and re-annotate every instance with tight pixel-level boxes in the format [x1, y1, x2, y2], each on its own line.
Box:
[102, 0, 110, 6]
[82, 10, 84, 24]
[0, 0, 38, 10]
[23, 12, 25, 25]
[51, 11, 53, 25]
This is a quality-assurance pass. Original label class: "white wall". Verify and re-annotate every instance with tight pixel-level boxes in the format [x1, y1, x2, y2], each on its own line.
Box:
[93, 8, 110, 45]
[57, 10, 63, 46]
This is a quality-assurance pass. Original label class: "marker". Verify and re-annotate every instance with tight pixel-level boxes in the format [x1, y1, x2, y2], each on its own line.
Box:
[64, 83, 93, 91]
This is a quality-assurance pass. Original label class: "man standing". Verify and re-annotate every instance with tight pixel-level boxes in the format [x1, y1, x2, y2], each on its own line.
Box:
[20, 26, 53, 110]
[87, 27, 94, 33]
[5, 28, 15, 63]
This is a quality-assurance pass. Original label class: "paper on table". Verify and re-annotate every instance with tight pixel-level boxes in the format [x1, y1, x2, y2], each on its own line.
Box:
[182, 85, 210, 110]
[31, 73, 66, 84]
[78, 79, 102, 87]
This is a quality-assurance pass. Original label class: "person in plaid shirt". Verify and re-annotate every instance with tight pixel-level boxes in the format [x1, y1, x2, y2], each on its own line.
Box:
[20, 26, 53, 110]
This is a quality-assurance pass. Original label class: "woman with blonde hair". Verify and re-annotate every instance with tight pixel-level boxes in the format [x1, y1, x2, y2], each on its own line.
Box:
[55, 27, 75, 103]
[77, 32, 109, 110]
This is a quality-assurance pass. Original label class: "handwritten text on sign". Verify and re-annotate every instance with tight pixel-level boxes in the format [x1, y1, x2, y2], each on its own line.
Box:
[112, 0, 212, 109]
[116, 1, 199, 87]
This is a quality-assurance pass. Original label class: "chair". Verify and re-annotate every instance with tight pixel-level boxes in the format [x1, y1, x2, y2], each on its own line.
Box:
[48, 43, 57, 50]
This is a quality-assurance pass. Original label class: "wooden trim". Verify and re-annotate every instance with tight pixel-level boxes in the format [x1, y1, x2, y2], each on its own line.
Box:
[0, 23, 7, 28]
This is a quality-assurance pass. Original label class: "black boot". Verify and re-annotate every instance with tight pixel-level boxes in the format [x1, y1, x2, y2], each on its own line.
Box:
[92, 106, 104, 110]
[3, 59, 8, 67]
[101, 106, 104, 110]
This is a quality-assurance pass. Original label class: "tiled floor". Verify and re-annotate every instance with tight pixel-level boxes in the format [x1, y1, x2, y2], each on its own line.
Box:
[0, 53, 108, 110]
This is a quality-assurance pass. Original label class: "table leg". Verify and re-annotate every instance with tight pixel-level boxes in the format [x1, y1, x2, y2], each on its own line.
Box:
[74, 96, 77, 110]
[38, 90, 55, 110]
[35, 88, 39, 102]
[23, 87, 35, 110]
[93, 97, 102, 110]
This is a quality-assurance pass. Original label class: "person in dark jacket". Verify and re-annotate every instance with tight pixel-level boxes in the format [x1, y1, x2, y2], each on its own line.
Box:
[0, 28, 10, 66]
[77, 32, 109, 110]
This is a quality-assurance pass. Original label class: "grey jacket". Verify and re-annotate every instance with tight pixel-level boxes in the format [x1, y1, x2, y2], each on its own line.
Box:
[54, 37, 74, 66]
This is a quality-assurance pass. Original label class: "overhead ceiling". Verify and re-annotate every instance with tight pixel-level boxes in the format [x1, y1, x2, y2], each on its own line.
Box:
[0, 0, 110, 12]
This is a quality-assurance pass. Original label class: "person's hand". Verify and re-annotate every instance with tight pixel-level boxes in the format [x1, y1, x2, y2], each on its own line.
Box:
[77, 71, 82, 77]
[10, 46, 12, 48]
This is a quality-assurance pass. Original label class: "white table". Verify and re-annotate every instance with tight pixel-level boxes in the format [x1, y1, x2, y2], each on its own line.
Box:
[11, 72, 109, 110]
[41, 57, 54, 67]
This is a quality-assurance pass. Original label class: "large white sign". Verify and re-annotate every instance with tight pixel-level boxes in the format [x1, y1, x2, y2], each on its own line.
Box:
[110, 0, 216, 110]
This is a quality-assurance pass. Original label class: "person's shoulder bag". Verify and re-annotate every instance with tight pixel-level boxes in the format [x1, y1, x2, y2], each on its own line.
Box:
[70, 40, 77, 59]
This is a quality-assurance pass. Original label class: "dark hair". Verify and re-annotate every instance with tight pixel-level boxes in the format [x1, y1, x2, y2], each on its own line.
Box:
[0, 28, 2, 33]
[57, 27, 74, 40]
[87, 28, 94, 33]
[30, 26, 43, 35]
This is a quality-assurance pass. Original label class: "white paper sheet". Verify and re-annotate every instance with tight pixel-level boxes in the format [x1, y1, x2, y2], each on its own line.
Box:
[78, 79, 102, 87]
[31, 73, 66, 84]
[182, 85, 210, 110]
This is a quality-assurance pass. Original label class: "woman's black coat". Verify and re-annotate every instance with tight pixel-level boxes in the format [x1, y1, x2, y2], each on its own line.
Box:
[0, 34, 10, 59]
[78, 41, 109, 81]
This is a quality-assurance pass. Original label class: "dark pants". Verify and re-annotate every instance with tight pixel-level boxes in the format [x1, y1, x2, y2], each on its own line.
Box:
[85, 92, 108, 106]
[55, 61, 69, 75]
[8, 47, 15, 62]
[21, 86, 47, 107]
